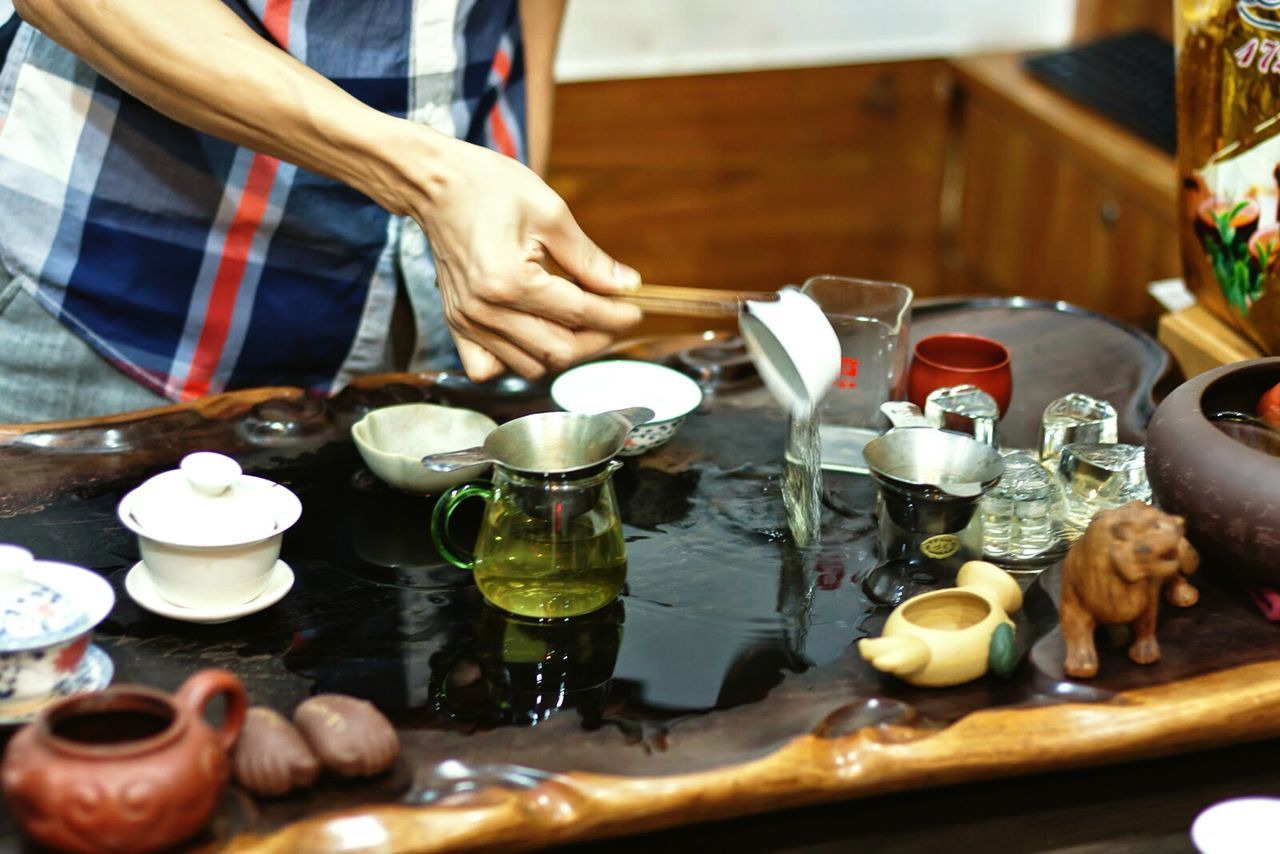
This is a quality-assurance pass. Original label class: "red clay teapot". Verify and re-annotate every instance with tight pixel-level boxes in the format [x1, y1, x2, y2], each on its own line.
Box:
[1, 668, 246, 853]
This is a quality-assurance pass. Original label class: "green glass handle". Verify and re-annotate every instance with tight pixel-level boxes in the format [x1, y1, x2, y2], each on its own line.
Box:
[431, 482, 492, 570]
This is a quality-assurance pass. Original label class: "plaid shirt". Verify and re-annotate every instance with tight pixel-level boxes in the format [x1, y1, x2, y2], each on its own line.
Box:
[0, 0, 525, 400]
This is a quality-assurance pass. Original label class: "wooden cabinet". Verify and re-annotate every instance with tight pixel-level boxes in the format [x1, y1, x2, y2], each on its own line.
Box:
[945, 54, 1181, 325]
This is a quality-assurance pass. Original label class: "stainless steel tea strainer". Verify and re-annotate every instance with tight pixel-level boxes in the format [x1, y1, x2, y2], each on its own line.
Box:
[420, 407, 655, 477]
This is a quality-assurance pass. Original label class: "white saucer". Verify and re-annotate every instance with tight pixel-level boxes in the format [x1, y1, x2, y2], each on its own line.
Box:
[0, 644, 114, 726]
[1191, 797, 1280, 853]
[124, 560, 294, 624]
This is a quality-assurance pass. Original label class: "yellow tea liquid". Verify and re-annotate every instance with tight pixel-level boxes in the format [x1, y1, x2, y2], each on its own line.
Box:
[472, 501, 626, 619]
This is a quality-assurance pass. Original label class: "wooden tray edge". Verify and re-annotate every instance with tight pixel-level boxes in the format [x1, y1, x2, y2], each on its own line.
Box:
[223, 658, 1280, 853]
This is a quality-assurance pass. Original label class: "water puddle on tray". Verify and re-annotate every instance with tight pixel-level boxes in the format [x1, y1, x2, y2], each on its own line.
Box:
[282, 420, 891, 741]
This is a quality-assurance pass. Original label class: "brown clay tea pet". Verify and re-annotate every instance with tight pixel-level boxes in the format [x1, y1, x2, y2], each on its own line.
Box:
[231, 707, 320, 797]
[293, 694, 399, 778]
[1060, 501, 1200, 679]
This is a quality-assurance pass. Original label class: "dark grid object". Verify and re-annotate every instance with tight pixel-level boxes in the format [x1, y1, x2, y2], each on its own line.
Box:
[1023, 30, 1176, 155]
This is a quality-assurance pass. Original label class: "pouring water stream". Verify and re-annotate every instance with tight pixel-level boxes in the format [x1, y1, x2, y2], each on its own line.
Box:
[739, 287, 841, 547]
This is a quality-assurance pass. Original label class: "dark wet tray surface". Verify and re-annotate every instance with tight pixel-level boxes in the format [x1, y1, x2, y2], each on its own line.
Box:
[1, 403, 1273, 834]
[4, 300, 1263, 842]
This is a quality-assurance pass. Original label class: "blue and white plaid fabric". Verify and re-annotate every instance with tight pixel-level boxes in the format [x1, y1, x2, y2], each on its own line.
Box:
[0, 0, 526, 400]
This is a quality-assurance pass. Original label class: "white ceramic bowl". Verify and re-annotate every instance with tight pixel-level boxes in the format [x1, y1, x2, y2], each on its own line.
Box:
[551, 360, 704, 456]
[118, 473, 302, 610]
[351, 403, 498, 493]
[0, 546, 115, 702]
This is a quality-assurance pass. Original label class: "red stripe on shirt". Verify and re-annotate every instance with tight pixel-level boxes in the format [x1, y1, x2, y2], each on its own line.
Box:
[179, 153, 280, 400]
[487, 48, 516, 158]
[179, 0, 290, 399]
[488, 107, 517, 160]
[263, 0, 293, 48]
[492, 47, 511, 84]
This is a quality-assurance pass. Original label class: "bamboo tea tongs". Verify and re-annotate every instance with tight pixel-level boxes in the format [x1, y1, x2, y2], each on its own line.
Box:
[615, 284, 779, 318]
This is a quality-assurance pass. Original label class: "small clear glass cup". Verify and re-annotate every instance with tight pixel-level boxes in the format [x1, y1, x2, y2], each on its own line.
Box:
[1039, 393, 1118, 465]
[980, 449, 1065, 568]
[925, 384, 999, 446]
[1057, 442, 1151, 536]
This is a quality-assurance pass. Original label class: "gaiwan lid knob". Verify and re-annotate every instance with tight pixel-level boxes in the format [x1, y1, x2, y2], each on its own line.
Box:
[128, 452, 278, 544]
[181, 451, 243, 496]
[0, 544, 89, 646]
[0, 543, 36, 596]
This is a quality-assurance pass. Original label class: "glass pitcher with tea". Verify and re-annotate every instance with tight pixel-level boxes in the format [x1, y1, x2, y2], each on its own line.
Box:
[425, 407, 651, 619]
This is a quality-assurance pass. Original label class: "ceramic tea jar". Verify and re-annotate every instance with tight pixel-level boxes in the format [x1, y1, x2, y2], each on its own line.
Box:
[1146, 357, 1280, 588]
[1, 668, 247, 854]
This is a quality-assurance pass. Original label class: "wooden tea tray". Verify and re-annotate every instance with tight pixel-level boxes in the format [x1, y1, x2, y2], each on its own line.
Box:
[3, 298, 1278, 853]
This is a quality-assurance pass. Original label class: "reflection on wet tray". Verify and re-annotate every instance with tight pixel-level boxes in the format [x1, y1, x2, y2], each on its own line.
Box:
[274, 431, 1028, 738]
[0, 405, 1075, 797]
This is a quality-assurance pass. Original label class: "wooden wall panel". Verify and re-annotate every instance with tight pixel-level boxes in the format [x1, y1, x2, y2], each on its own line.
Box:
[546, 61, 951, 334]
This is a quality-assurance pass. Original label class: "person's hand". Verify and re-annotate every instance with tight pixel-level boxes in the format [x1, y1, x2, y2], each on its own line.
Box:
[409, 134, 643, 382]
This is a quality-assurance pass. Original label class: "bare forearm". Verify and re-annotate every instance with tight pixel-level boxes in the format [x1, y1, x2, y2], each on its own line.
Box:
[519, 0, 566, 177]
[13, 0, 430, 214]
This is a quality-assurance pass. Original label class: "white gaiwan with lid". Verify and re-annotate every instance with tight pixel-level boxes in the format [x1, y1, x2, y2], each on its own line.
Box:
[118, 452, 301, 609]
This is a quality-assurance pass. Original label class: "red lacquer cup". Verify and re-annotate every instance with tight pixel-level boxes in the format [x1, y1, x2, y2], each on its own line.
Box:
[907, 333, 1012, 415]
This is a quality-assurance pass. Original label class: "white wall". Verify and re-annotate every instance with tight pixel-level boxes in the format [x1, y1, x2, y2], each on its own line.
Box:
[556, 0, 1078, 82]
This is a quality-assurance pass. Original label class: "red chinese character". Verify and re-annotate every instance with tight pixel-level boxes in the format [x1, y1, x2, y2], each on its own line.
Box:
[835, 357, 858, 389]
